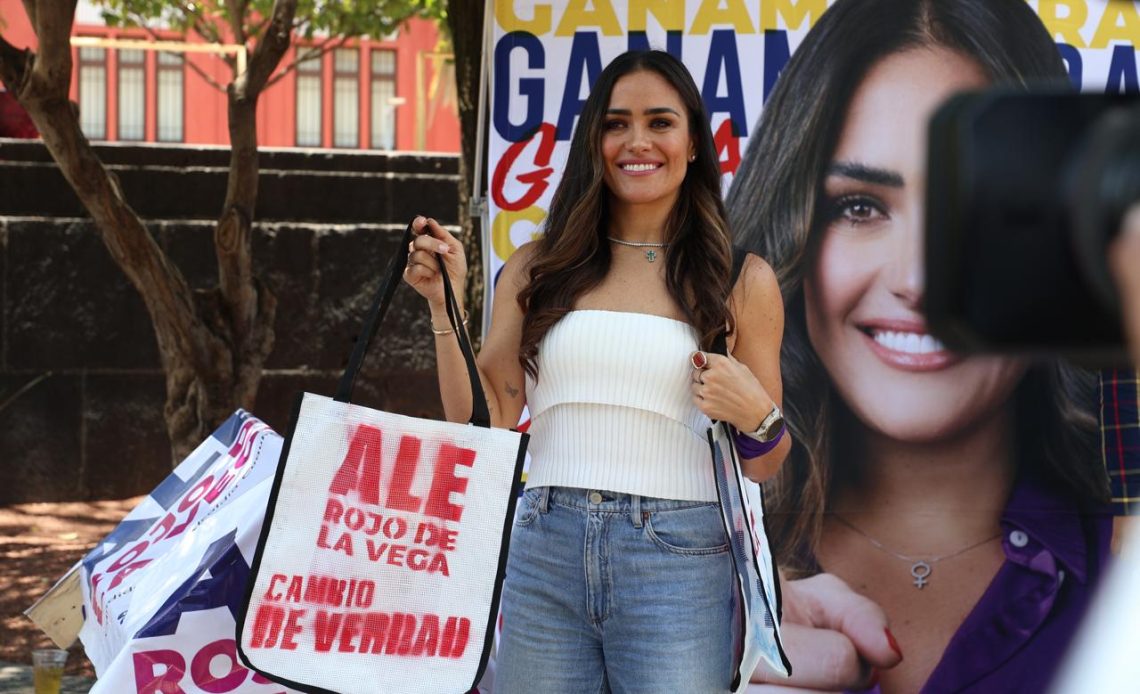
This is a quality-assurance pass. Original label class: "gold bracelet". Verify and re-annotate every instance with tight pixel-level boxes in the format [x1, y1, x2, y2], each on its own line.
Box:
[431, 313, 468, 336]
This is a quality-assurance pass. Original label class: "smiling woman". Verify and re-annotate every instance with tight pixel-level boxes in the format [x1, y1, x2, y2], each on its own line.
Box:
[403, 49, 788, 693]
[727, 0, 1113, 692]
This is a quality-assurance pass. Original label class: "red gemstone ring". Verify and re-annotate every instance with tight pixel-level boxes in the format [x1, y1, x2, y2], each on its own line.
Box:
[690, 350, 709, 370]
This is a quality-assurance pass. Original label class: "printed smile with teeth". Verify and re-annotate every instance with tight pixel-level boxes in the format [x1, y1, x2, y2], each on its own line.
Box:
[621, 163, 660, 171]
[872, 330, 946, 354]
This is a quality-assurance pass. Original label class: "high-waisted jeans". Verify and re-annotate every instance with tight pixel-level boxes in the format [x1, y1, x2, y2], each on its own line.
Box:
[493, 486, 734, 694]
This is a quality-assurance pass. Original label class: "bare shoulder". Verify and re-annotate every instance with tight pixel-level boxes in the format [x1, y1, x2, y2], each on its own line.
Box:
[497, 241, 541, 296]
[733, 252, 783, 324]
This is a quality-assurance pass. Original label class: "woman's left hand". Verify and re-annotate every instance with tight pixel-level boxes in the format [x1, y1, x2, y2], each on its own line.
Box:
[690, 351, 772, 432]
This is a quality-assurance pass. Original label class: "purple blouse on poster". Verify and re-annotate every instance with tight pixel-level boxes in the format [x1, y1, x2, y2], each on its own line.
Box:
[846, 474, 1112, 694]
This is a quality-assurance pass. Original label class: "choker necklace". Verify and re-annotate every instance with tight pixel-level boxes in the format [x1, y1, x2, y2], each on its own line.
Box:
[608, 236, 668, 263]
[832, 514, 1002, 590]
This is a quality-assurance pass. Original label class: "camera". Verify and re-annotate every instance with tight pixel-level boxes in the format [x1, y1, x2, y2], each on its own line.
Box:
[924, 90, 1140, 366]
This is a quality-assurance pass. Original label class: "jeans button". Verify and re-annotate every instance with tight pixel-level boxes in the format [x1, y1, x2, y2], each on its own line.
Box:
[589, 491, 603, 504]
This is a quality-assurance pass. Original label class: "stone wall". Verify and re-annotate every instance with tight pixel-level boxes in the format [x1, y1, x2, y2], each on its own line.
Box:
[0, 139, 461, 504]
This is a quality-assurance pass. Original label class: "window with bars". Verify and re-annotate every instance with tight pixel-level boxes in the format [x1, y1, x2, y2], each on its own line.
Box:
[333, 48, 359, 148]
[156, 51, 184, 142]
[371, 50, 397, 150]
[295, 49, 322, 146]
[117, 49, 145, 140]
[77, 46, 107, 140]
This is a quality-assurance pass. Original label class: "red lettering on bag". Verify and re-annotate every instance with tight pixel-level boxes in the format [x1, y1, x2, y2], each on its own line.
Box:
[314, 611, 343, 652]
[281, 609, 305, 650]
[332, 532, 354, 556]
[366, 540, 389, 561]
[338, 612, 364, 652]
[133, 648, 186, 694]
[440, 617, 471, 659]
[425, 443, 476, 523]
[386, 545, 407, 567]
[344, 506, 366, 531]
[179, 476, 214, 513]
[264, 574, 286, 601]
[359, 613, 390, 654]
[387, 435, 424, 513]
[385, 613, 417, 655]
[414, 521, 458, 550]
[108, 559, 153, 591]
[190, 639, 246, 692]
[323, 498, 344, 523]
[249, 604, 285, 648]
[285, 575, 304, 603]
[329, 425, 384, 503]
[411, 614, 439, 656]
[136, 641, 272, 692]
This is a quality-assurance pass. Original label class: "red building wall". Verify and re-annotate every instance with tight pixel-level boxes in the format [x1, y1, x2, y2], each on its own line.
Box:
[0, 1, 460, 152]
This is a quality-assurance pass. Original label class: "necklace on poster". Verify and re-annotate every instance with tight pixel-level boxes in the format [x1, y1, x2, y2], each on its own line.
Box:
[832, 514, 1002, 589]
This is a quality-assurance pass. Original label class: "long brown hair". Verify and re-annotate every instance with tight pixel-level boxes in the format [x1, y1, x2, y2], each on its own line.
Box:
[725, 0, 1109, 573]
[518, 50, 733, 377]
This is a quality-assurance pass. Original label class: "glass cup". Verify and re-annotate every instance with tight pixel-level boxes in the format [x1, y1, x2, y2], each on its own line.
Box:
[31, 648, 68, 694]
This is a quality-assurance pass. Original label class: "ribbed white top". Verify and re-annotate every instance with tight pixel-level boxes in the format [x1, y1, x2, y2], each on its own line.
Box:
[524, 310, 716, 502]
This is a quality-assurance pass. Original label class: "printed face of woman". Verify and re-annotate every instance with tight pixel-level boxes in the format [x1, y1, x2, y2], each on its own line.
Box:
[804, 47, 1027, 443]
[601, 70, 695, 213]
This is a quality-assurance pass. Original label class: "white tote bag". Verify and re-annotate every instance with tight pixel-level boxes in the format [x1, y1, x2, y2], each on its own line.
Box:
[237, 222, 528, 694]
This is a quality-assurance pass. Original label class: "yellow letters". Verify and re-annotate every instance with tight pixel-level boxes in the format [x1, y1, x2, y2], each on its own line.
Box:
[1091, 0, 1140, 48]
[629, 0, 686, 32]
[1037, 0, 1089, 48]
[691, 0, 755, 35]
[493, 207, 547, 263]
[759, 0, 826, 31]
[495, 2, 553, 34]
[555, 0, 624, 36]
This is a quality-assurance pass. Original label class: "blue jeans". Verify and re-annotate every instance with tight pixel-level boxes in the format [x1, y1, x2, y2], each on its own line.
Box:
[494, 486, 734, 694]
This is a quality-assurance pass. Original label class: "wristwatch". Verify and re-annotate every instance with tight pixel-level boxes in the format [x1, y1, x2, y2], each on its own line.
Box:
[745, 404, 785, 443]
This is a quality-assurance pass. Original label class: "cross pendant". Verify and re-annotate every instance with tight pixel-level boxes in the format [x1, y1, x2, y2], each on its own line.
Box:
[645, 250, 657, 262]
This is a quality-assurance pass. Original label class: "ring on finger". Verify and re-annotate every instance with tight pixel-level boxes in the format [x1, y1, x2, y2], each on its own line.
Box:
[690, 350, 709, 370]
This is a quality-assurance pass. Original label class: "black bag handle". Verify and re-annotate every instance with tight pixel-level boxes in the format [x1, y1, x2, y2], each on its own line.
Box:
[334, 220, 492, 428]
[711, 246, 749, 357]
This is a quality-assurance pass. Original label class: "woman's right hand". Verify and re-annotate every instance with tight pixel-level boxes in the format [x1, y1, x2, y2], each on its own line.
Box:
[403, 216, 468, 313]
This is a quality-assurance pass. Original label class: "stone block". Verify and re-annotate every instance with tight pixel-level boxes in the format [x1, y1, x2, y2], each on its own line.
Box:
[81, 374, 170, 500]
[0, 373, 82, 504]
[254, 225, 318, 370]
[6, 220, 160, 370]
[311, 225, 439, 373]
[253, 369, 443, 436]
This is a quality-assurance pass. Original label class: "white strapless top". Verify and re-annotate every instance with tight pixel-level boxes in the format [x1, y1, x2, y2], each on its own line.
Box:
[524, 310, 716, 502]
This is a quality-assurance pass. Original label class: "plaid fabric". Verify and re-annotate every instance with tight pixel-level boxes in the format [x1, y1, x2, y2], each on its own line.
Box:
[1101, 369, 1140, 516]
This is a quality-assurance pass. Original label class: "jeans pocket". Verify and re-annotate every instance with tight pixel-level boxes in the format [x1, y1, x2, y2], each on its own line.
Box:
[514, 487, 544, 527]
[644, 503, 729, 556]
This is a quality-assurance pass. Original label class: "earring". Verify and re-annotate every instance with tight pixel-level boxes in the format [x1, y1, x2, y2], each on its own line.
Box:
[688, 154, 696, 162]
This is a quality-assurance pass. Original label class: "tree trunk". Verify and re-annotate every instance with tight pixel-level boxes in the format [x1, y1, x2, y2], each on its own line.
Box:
[446, 2, 485, 345]
[0, 0, 294, 464]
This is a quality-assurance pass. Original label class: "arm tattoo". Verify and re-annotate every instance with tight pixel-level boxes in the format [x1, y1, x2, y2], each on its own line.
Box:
[505, 380, 519, 398]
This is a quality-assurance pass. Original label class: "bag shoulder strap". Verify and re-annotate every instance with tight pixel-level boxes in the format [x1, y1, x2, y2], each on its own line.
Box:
[711, 246, 749, 357]
[334, 221, 491, 428]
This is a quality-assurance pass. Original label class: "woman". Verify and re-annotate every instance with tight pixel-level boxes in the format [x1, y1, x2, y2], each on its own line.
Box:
[727, 1, 1112, 691]
[405, 50, 788, 693]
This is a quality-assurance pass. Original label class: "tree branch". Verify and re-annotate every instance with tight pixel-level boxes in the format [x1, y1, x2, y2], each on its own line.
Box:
[225, 0, 248, 46]
[263, 35, 348, 90]
[0, 31, 33, 95]
[215, 0, 296, 356]
[23, 0, 77, 100]
[10, 4, 223, 380]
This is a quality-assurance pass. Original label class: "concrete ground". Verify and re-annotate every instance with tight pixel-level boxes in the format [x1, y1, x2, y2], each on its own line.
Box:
[0, 660, 95, 693]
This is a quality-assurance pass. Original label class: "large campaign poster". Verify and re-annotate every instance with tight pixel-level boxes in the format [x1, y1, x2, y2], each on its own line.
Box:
[485, 0, 1140, 297]
[485, 1, 1139, 691]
